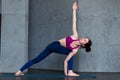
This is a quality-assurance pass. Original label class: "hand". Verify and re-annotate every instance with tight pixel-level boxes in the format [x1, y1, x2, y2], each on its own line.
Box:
[72, 2, 78, 10]
[64, 71, 68, 76]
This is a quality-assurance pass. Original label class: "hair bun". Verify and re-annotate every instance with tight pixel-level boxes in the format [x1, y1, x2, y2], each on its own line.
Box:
[86, 46, 91, 52]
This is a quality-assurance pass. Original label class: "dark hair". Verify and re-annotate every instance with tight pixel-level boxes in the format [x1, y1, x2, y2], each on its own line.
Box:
[82, 38, 92, 52]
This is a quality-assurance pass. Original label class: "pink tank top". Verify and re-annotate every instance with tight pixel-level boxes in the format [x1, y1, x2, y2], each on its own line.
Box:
[66, 36, 79, 50]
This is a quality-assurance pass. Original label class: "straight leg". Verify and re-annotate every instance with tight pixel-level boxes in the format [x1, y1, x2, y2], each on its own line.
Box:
[20, 44, 53, 72]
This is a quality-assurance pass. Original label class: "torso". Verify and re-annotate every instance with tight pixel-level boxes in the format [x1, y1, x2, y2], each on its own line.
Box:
[58, 36, 79, 50]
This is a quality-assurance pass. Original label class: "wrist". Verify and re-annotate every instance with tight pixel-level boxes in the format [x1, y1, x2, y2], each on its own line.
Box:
[73, 9, 76, 11]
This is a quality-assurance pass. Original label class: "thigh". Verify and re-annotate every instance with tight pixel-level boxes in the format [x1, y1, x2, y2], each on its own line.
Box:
[50, 41, 72, 55]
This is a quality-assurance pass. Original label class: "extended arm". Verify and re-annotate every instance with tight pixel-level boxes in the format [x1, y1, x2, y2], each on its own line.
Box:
[64, 49, 78, 76]
[72, 2, 78, 37]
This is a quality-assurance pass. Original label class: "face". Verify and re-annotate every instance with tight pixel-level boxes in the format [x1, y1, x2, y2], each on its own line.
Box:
[79, 37, 89, 46]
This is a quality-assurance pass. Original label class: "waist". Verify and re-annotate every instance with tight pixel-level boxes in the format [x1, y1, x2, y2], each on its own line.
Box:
[58, 39, 66, 47]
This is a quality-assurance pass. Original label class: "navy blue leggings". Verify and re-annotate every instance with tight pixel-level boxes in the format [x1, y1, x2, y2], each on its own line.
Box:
[20, 41, 73, 72]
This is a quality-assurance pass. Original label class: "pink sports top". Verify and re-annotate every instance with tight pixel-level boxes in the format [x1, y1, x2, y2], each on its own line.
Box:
[66, 36, 79, 50]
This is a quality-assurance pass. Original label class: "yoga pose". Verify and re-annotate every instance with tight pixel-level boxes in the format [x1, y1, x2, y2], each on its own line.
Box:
[15, 2, 92, 77]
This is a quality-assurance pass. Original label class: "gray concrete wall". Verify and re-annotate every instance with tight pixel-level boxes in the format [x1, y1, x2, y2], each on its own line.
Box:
[0, 0, 1, 13]
[28, 0, 75, 70]
[77, 0, 120, 72]
[0, 0, 29, 72]
[0, 0, 1, 53]
[29, 0, 120, 72]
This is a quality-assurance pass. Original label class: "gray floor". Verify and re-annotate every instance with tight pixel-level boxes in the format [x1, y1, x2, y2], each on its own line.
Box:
[0, 69, 120, 80]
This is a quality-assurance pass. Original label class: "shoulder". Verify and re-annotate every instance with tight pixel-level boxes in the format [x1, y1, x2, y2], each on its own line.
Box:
[72, 48, 79, 53]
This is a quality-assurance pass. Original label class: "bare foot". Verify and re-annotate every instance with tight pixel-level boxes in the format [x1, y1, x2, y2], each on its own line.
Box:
[67, 71, 79, 77]
[15, 70, 24, 76]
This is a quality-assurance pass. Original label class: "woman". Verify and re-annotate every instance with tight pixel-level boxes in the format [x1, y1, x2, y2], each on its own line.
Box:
[15, 2, 92, 77]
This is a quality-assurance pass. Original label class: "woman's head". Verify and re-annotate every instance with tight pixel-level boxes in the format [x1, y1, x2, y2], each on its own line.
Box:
[79, 37, 92, 52]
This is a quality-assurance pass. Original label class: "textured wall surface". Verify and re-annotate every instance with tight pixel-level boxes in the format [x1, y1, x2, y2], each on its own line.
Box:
[77, 0, 120, 72]
[0, 0, 1, 54]
[0, 0, 28, 72]
[28, 0, 75, 70]
[29, 0, 120, 72]
[0, 0, 1, 13]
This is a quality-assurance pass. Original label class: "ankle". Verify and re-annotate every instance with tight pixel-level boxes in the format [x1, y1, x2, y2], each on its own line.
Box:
[68, 70, 73, 73]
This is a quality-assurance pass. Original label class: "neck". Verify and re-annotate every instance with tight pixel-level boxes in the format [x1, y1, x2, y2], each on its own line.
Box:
[77, 41, 81, 46]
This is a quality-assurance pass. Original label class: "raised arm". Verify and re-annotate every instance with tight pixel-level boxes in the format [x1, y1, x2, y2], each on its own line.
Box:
[72, 2, 78, 38]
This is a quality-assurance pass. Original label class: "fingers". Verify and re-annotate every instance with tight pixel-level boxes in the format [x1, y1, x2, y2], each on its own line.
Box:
[72, 2, 78, 10]
[73, 2, 77, 6]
